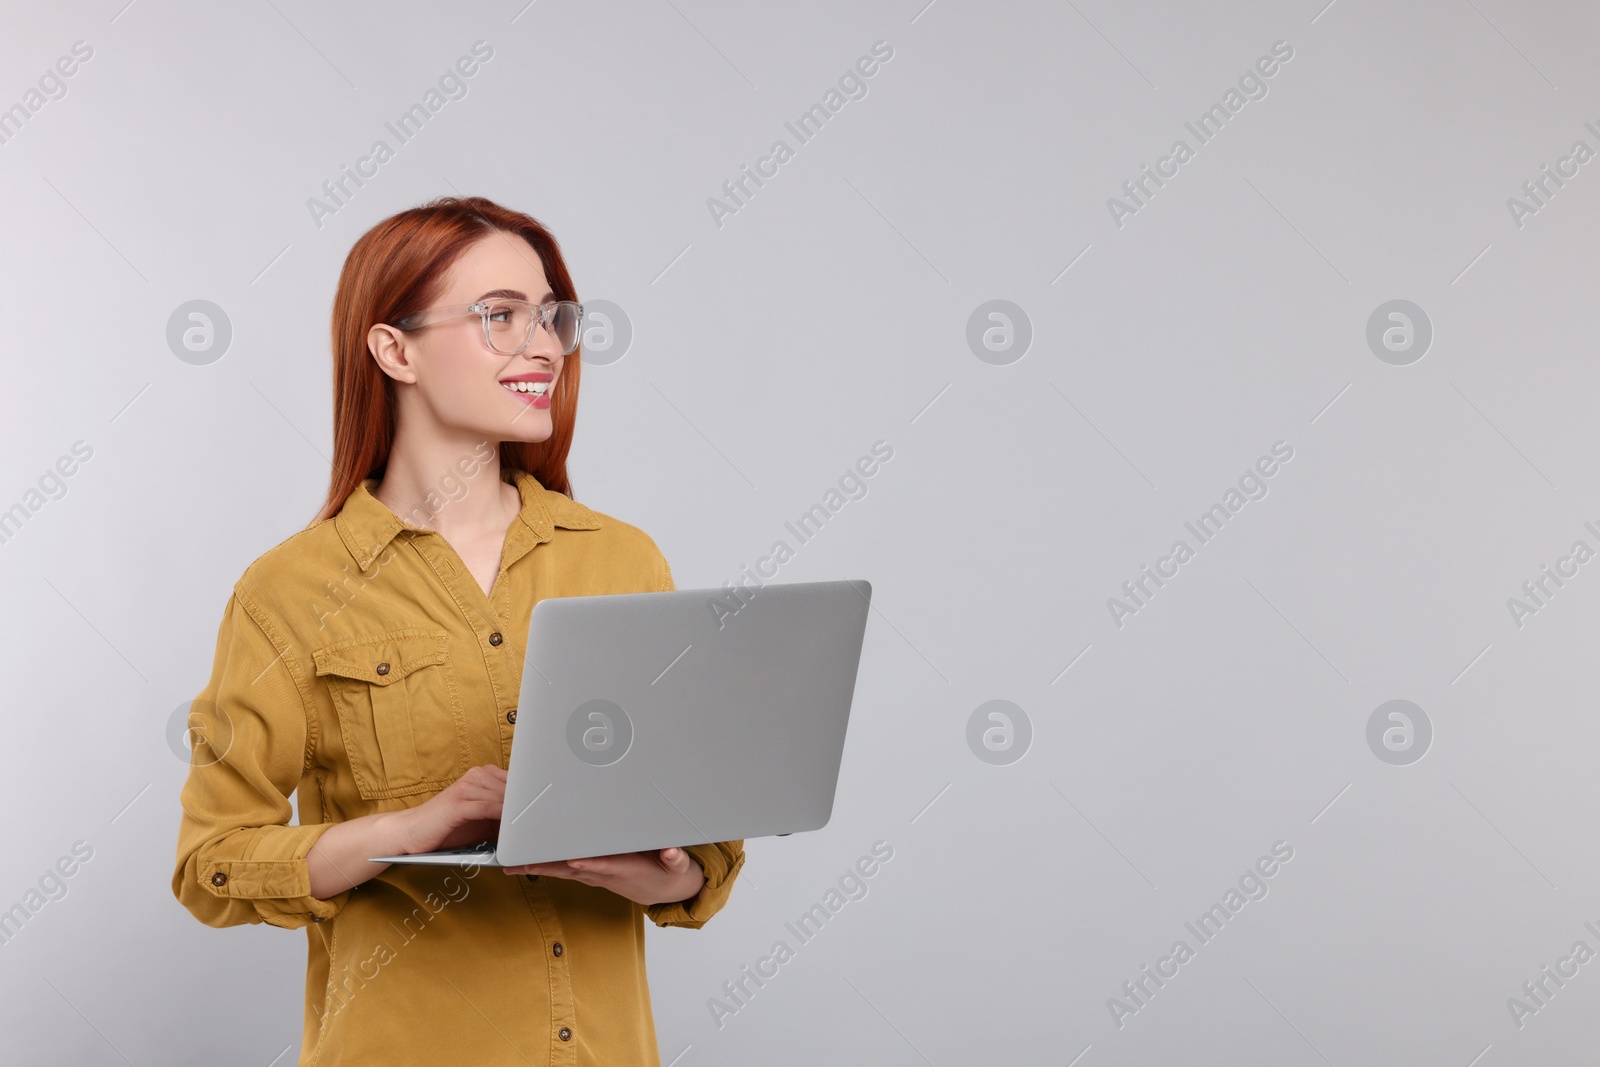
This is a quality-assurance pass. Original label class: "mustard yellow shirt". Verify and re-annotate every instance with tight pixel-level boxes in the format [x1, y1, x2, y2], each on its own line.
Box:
[172, 466, 744, 1065]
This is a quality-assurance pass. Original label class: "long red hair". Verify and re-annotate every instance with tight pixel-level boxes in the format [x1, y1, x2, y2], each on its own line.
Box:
[312, 195, 582, 524]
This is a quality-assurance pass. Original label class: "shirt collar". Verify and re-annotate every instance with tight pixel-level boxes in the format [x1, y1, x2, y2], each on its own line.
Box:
[335, 466, 601, 572]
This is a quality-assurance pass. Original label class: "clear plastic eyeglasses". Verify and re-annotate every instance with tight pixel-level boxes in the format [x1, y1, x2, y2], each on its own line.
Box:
[392, 298, 585, 356]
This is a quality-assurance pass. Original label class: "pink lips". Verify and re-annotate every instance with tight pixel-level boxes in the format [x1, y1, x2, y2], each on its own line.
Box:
[500, 371, 553, 410]
[501, 382, 551, 409]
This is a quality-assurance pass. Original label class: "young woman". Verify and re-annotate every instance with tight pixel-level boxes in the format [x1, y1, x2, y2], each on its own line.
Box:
[172, 196, 744, 1064]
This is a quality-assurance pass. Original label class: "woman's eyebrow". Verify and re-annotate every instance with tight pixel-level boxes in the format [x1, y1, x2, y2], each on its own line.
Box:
[477, 288, 557, 302]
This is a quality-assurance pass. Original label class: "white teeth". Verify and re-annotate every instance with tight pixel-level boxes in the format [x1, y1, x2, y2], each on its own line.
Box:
[503, 381, 549, 395]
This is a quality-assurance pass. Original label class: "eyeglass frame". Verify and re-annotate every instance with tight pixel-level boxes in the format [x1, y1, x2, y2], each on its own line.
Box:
[389, 298, 586, 356]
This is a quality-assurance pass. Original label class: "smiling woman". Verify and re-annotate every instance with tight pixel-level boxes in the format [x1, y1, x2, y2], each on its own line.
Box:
[171, 196, 744, 1065]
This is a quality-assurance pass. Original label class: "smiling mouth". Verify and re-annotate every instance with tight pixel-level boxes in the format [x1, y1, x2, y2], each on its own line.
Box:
[501, 381, 550, 397]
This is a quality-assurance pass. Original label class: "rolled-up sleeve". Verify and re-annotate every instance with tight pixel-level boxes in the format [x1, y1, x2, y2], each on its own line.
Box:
[646, 841, 745, 929]
[172, 585, 351, 930]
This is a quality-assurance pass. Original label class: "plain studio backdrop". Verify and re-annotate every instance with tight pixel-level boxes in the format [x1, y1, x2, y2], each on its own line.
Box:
[3, 0, 1599, 1063]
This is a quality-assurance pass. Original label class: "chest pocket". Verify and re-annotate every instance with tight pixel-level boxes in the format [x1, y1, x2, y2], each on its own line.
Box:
[311, 628, 470, 800]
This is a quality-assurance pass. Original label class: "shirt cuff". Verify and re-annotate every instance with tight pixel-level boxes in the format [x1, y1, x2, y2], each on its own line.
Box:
[193, 821, 352, 930]
[646, 842, 744, 930]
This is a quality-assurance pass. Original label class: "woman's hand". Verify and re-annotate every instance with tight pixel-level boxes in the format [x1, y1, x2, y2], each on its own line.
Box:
[387, 763, 706, 905]
[390, 763, 507, 855]
[503, 847, 706, 907]
[307, 763, 506, 899]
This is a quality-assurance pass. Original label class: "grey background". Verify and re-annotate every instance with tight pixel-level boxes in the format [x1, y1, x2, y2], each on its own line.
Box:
[1, 0, 1596, 1063]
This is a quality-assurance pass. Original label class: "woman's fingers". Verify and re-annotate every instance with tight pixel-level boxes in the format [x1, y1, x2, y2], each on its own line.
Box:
[502, 860, 579, 876]
[501, 856, 621, 879]
[499, 849, 693, 883]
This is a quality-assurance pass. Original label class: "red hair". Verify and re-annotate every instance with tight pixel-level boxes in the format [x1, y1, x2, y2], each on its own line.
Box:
[312, 195, 582, 524]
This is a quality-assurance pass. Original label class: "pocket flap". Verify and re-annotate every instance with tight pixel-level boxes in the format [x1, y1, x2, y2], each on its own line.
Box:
[311, 629, 448, 686]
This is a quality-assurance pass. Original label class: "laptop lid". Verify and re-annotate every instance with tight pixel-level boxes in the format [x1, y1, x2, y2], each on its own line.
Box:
[494, 578, 872, 866]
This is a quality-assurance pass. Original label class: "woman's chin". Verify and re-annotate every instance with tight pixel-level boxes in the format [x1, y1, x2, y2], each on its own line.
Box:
[502, 420, 554, 444]
[498, 406, 553, 434]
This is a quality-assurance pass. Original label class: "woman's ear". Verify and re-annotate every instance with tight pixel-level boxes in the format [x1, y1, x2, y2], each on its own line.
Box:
[367, 322, 418, 384]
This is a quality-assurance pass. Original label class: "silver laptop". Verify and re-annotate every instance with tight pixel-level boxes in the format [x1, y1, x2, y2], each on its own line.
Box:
[369, 578, 872, 866]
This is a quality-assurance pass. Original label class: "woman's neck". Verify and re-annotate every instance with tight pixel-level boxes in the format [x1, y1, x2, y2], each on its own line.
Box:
[371, 437, 517, 538]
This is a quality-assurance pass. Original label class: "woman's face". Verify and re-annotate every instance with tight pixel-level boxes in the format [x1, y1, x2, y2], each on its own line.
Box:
[374, 231, 569, 445]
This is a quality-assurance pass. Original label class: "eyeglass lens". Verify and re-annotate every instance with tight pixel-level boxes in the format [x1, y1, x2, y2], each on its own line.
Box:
[485, 300, 582, 355]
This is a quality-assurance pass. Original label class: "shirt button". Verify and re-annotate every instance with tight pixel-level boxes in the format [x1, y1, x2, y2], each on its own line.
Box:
[558, 1027, 572, 1042]
[489, 632, 503, 646]
[552, 942, 563, 957]
[506, 709, 517, 724]
[375, 662, 391, 676]
[210, 872, 227, 886]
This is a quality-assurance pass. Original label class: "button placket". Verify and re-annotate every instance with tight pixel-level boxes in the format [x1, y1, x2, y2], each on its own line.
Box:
[513, 876, 575, 1055]
[408, 534, 522, 766]
[484, 577, 520, 749]
[491, 622, 516, 741]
